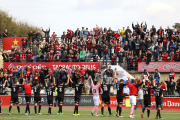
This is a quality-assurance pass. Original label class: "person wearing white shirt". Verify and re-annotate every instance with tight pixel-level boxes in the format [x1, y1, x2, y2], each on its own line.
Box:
[123, 85, 129, 95]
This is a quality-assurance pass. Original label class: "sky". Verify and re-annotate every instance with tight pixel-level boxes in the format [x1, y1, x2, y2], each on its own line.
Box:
[0, 0, 179, 36]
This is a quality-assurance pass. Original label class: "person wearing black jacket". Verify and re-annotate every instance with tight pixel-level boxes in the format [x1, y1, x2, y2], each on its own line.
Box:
[3, 29, 8, 37]
[123, 26, 132, 41]
[165, 78, 171, 95]
[141, 21, 147, 32]
[165, 26, 173, 40]
[140, 40, 146, 54]
[117, 51, 124, 68]
[42, 27, 50, 43]
[132, 22, 139, 33]
[169, 78, 175, 95]
[146, 50, 152, 65]
[123, 41, 130, 60]
[39, 69, 45, 87]
[150, 25, 156, 37]
[75, 28, 80, 38]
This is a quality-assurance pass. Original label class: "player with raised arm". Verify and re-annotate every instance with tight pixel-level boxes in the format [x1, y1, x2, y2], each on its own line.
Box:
[6, 79, 22, 115]
[45, 81, 55, 115]
[33, 81, 43, 115]
[73, 76, 91, 116]
[91, 78, 101, 116]
[23, 79, 32, 115]
[101, 79, 115, 117]
[0, 80, 7, 115]
[56, 75, 71, 115]
[115, 79, 126, 117]
[127, 76, 143, 118]
[141, 80, 154, 119]
[153, 79, 164, 119]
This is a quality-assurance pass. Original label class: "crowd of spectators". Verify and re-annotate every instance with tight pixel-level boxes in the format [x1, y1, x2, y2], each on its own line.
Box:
[1, 22, 180, 70]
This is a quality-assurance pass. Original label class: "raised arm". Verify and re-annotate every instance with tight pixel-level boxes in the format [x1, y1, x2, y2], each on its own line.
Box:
[3, 80, 8, 87]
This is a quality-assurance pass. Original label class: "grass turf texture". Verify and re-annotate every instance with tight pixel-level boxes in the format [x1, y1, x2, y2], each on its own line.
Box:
[0, 107, 180, 120]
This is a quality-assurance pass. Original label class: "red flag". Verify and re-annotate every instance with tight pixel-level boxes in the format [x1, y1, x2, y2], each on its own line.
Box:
[4, 37, 24, 50]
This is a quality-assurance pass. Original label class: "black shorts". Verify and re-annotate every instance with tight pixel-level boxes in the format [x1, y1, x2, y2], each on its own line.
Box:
[102, 95, 110, 104]
[25, 96, 31, 103]
[156, 100, 162, 108]
[144, 98, 151, 107]
[48, 99, 53, 105]
[75, 94, 81, 104]
[116, 96, 123, 104]
[10, 96, 19, 104]
[57, 96, 64, 104]
[34, 96, 41, 103]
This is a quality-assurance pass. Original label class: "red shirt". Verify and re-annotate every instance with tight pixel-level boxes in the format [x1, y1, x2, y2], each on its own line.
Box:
[127, 80, 140, 95]
[161, 84, 165, 89]
[163, 38, 168, 46]
[27, 70, 31, 77]
[24, 82, 32, 96]
[115, 45, 121, 53]
[86, 41, 92, 50]
[27, 52, 32, 59]
[73, 44, 77, 50]
[169, 72, 175, 78]
[50, 48, 54, 55]
[22, 39, 27, 45]
[161, 53, 168, 62]
[15, 53, 20, 60]
[82, 45, 86, 50]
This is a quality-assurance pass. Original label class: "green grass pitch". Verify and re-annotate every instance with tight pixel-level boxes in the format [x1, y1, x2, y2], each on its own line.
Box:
[0, 107, 179, 120]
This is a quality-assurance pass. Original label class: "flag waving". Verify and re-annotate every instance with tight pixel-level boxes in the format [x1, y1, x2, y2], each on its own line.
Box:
[4, 37, 24, 50]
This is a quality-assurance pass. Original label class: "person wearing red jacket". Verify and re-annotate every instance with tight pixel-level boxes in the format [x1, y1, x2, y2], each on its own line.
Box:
[127, 76, 143, 118]
[67, 29, 74, 40]
[15, 50, 21, 62]
[23, 79, 32, 115]
[161, 50, 168, 62]
[169, 69, 175, 80]
[115, 42, 121, 53]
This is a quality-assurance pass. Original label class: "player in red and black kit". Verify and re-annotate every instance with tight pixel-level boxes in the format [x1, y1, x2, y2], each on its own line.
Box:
[101, 80, 115, 117]
[141, 81, 154, 119]
[23, 79, 32, 115]
[45, 81, 55, 115]
[56, 76, 71, 115]
[6, 79, 22, 115]
[115, 79, 126, 117]
[153, 79, 164, 119]
[0, 81, 7, 115]
[33, 81, 43, 115]
[73, 79, 85, 116]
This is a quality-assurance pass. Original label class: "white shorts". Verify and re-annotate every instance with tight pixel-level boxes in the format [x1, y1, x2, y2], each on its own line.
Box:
[129, 95, 136, 106]
[93, 96, 99, 106]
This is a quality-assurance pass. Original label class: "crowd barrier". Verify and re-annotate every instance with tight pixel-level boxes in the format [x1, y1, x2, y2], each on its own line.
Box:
[138, 62, 180, 72]
[0, 95, 180, 109]
[4, 62, 101, 71]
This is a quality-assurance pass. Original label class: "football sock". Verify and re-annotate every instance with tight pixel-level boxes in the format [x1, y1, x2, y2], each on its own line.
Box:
[101, 107, 104, 115]
[17, 106, 20, 113]
[34, 106, 37, 114]
[119, 107, 122, 116]
[27, 104, 30, 113]
[74, 106, 76, 114]
[95, 106, 98, 115]
[58, 106, 60, 113]
[142, 108, 145, 113]
[38, 105, 41, 113]
[158, 109, 161, 118]
[25, 106, 27, 113]
[147, 109, 150, 117]
[116, 106, 119, 113]
[60, 105, 62, 113]
[49, 107, 51, 114]
[108, 107, 111, 115]
[130, 105, 134, 115]
[0, 105, 1, 113]
[156, 109, 159, 117]
[9, 106, 12, 113]
[92, 106, 95, 113]
[77, 106, 78, 114]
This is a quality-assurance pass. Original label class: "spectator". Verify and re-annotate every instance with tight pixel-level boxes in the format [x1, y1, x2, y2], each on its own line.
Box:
[162, 35, 168, 50]
[111, 53, 117, 65]
[103, 46, 109, 65]
[154, 69, 160, 82]
[169, 78, 175, 95]
[42, 27, 50, 43]
[142, 69, 149, 79]
[85, 50, 91, 62]
[94, 68, 101, 82]
[176, 76, 180, 95]
[153, 49, 159, 61]
[169, 69, 175, 80]
[123, 85, 129, 96]
[89, 68, 95, 81]
[3, 29, 8, 37]
[80, 48, 86, 62]
[161, 50, 168, 62]
[93, 50, 99, 62]
[117, 51, 124, 68]
[112, 68, 119, 80]
[105, 66, 113, 84]
[123, 41, 130, 59]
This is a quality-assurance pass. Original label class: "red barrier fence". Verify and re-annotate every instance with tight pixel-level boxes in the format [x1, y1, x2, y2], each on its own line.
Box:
[4, 62, 101, 71]
[138, 62, 180, 72]
[1, 95, 180, 109]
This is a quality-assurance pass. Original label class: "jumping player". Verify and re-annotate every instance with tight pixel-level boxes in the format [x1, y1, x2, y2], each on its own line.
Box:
[141, 81, 154, 119]
[45, 81, 55, 115]
[6, 79, 22, 115]
[91, 79, 101, 116]
[73, 76, 90, 115]
[0, 80, 7, 115]
[101, 80, 115, 116]
[33, 81, 43, 115]
[56, 75, 71, 115]
[153, 79, 164, 119]
[127, 76, 143, 118]
[115, 79, 126, 117]
[23, 79, 32, 115]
